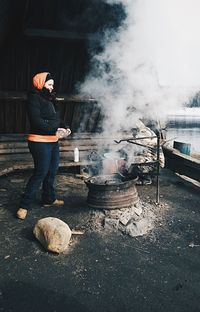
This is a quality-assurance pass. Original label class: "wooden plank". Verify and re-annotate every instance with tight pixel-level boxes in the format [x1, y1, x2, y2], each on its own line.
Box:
[0, 159, 98, 177]
[0, 91, 96, 103]
[0, 134, 28, 142]
[0, 148, 29, 154]
[0, 154, 32, 162]
[163, 145, 200, 182]
[0, 149, 98, 162]
[0, 142, 28, 148]
[24, 28, 100, 41]
[0, 162, 34, 176]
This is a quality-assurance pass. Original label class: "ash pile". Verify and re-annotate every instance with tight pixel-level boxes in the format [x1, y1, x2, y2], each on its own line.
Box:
[86, 200, 156, 237]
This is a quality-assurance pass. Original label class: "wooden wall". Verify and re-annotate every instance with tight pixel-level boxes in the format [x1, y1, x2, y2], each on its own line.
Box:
[0, 98, 102, 134]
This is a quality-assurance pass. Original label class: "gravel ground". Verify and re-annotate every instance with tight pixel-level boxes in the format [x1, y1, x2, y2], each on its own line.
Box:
[0, 168, 199, 312]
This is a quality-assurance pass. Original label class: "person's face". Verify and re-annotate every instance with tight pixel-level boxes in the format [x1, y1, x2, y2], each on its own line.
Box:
[44, 79, 54, 93]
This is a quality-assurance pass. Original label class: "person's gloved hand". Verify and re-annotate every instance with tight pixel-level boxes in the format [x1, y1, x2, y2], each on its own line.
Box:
[56, 128, 71, 139]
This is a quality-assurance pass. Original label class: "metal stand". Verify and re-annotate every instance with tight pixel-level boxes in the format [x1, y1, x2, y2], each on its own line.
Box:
[114, 134, 161, 204]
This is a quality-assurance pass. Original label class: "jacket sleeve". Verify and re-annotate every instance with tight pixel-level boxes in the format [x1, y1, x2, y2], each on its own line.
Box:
[27, 94, 59, 134]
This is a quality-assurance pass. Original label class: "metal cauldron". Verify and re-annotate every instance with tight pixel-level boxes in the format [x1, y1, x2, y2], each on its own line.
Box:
[84, 173, 139, 210]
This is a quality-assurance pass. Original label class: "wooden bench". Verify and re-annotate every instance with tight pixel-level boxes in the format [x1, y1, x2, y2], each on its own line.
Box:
[163, 145, 200, 182]
[0, 133, 119, 176]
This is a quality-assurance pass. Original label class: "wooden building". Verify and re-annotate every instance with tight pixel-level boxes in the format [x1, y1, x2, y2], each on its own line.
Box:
[0, 0, 125, 172]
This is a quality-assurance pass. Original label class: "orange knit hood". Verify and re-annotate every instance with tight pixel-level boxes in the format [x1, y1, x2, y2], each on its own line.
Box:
[32, 72, 49, 90]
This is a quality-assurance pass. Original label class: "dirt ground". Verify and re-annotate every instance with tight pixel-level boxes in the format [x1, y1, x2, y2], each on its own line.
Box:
[0, 167, 200, 312]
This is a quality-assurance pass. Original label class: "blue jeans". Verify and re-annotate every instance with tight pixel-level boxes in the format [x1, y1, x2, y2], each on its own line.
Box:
[20, 141, 60, 210]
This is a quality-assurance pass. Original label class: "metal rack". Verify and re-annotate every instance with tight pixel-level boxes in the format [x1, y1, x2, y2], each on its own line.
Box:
[114, 134, 160, 204]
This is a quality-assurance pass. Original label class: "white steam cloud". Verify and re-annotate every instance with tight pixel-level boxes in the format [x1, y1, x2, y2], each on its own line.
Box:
[80, 0, 200, 134]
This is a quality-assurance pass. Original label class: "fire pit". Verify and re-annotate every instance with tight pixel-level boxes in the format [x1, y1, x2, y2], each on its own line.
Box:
[85, 173, 139, 209]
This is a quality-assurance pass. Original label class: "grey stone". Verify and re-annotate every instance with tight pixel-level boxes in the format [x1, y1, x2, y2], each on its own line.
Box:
[125, 218, 154, 237]
[134, 206, 143, 216]
[118, 211, 134, 225]
[104, 218, 119, 230]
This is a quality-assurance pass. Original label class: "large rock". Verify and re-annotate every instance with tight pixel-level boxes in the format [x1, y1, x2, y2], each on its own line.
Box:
[33, 217, 72, 253]
[125, 218, 154, 237]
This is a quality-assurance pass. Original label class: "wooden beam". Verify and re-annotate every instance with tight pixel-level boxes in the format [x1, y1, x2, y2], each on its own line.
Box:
[0, 91, 27, 100]
[0, 91, 96, 103]
[24, 28, 100, 41]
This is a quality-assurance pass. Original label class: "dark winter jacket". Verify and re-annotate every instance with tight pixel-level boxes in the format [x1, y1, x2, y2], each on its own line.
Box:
[26, 89, 65, 135]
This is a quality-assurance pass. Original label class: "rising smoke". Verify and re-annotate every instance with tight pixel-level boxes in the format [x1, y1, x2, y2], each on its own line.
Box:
[80, 0, 200, 135]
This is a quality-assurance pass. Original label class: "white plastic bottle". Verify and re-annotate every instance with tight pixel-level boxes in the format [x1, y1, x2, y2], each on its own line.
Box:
[74, 147, 79, 162]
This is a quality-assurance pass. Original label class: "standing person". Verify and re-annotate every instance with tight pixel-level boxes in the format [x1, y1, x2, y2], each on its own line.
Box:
[17, 72, 71, 220]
